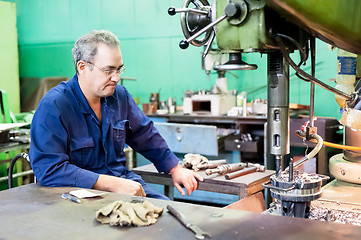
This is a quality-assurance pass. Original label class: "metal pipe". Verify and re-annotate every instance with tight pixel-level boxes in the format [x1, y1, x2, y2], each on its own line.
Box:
[0, 170, 33, 183]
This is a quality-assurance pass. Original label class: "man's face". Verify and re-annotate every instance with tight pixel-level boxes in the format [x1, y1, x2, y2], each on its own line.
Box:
[80, 43, 124, 99]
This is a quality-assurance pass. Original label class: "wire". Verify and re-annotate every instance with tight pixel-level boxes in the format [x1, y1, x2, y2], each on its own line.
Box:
[274, 34, 352, 100]
[296, 131, 361, 151]
[292, 132, 324, 169]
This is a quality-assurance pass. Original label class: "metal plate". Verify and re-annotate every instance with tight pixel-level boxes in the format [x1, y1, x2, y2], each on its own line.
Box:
[154, 122, 218, 156]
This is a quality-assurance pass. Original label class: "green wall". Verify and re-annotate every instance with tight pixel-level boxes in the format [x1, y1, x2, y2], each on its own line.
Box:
[5, 0, 342, 120]
[0, 1, 20, 114]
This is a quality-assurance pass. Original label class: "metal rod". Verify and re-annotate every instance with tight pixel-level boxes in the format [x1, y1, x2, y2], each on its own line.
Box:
[275, 156, 282, 177]
[0, 170, 34, 183]
[202, 32, 215, 58]
[175, 8, 209, 15]
[185, 14, 227, 44]
[289, 159, 293, 182]
[310, 37, 316, 127]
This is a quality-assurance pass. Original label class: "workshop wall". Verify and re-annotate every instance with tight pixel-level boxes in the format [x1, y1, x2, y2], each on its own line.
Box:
[7, 0, 342, 120]
[0, 1, 20, 114]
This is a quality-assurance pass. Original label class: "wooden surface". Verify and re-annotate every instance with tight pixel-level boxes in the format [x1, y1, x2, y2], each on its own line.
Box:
[132, 164, 274, 199]
[1, 184, 361, 240]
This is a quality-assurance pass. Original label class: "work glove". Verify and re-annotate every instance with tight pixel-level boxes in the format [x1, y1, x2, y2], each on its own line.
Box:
[96, 200, 163, 227]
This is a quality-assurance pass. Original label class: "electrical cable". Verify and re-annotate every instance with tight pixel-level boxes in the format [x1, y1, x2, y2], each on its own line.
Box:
[8, 152, 29, 189]
[274, 34, 352, 100]
[296, 131, 361, 151]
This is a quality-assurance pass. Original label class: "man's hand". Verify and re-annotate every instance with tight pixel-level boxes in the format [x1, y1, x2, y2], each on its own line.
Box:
[93, 174, 146, 197]
[170, 164, 204, 196]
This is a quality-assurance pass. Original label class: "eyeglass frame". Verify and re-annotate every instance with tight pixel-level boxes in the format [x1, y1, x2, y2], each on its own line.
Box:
[85, 61, 126, 76]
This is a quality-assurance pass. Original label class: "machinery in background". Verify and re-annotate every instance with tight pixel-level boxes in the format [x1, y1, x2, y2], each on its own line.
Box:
[168, 0, 361, 219]
[183, 49, 236, 116]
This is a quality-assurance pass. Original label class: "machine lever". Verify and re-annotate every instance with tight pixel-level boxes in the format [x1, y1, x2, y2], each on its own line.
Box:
[168, 7, 209, 16]
[179, 14, 227, 49]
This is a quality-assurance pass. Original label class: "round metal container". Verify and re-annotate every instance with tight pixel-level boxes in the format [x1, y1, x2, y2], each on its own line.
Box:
[344, 126, 361, 162]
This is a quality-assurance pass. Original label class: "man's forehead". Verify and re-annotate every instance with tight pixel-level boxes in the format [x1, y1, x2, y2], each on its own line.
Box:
[94, 44, 123, 67]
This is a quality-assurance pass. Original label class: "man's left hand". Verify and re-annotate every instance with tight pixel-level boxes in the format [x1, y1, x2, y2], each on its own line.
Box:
[170, 164, 204, 196]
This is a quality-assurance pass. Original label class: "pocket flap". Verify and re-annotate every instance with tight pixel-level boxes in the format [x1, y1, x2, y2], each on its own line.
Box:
[112, 120, 131, 131]
[70, 137, 94, 151]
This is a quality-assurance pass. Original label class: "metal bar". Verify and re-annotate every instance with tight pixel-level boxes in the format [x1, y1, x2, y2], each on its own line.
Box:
[310, 37, 316, 127]
[0, 170, 33, 183]
[185, 15, 227, 44]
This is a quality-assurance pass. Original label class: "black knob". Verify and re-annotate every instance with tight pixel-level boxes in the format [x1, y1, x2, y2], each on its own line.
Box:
[225, 3, 241, 19]
[168, 7, 176, 16]
[179, 40, 189, 49]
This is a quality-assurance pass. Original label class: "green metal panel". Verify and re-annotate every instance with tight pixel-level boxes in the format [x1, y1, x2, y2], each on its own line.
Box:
[0, 1, 22, 190]
[216, 0, 269, 52]
[0, 1, 20, 114]
[264, 0, 361, 54]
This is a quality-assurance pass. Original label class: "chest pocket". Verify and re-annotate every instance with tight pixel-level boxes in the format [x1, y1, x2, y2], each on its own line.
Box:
[69, 137, 95, 168]
[112, 120, 131, 153]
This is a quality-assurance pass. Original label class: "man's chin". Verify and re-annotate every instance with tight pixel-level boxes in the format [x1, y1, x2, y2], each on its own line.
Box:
[102, 86, 116, 97]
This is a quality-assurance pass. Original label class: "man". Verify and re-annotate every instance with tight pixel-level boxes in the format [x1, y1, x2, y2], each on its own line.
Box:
[29, 30, 203, 199]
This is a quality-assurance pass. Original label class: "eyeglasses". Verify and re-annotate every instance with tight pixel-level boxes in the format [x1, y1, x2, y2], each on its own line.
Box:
[86, 62, 126, 76]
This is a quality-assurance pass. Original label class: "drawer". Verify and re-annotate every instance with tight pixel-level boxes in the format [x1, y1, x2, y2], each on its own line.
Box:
[224, 134, 261, 152]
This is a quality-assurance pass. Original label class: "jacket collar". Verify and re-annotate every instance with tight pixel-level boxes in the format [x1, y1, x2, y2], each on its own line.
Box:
[68, 74, 118, 115]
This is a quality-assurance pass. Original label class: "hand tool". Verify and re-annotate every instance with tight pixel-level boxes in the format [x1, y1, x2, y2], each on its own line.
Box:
[205, 162, 247, 176]
[167, 205, 211, 239]
[61, 193, 81, 203]
[225, 163, 266, 180]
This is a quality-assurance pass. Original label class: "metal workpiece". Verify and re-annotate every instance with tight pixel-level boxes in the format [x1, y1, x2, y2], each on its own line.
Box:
[196, 159, 228, 171]
[205, 162, 247, 176]
[225, 163, 266, 180]
[269, 171, 329, 218]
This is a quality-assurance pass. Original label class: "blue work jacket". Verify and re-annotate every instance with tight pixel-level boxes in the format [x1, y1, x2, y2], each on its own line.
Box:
[29, 74, 179, 188]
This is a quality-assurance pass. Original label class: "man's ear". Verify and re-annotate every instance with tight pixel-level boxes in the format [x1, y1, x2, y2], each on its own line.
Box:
[77, 61, 87, 74]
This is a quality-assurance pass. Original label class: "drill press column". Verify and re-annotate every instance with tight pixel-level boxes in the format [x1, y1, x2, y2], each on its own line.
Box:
[267, 52, 290, 176]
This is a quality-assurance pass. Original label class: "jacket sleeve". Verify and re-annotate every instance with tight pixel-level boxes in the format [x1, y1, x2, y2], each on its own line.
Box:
[29, 99, 99, 188]
[121, 87, 179, 173]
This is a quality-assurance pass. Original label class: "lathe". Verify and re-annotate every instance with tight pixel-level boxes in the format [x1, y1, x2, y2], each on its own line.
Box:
[168, 0, 361, 221]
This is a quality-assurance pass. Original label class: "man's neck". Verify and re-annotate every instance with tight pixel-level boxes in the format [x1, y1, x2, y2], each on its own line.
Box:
[78, 76, 102, 121]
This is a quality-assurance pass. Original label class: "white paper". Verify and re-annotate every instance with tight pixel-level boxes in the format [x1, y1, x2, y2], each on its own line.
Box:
[69, 189, 104, 199]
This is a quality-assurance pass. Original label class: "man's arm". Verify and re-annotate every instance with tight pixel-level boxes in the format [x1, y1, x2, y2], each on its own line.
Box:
[93, 174, 146, 196]
[122, 87, 204, 196]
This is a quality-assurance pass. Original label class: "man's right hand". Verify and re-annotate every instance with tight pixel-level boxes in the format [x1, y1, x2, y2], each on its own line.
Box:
[93, 174, 146, 197]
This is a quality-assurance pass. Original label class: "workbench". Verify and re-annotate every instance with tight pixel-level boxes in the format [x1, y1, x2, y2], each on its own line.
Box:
[132, 164, 275, 200]
[1, 183, 361, 240]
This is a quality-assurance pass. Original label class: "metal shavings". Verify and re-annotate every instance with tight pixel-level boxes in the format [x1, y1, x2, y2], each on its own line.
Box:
[309, 206, 361, 226]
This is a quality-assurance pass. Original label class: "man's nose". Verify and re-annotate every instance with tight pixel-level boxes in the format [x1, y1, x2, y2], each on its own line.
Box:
[110, 73, 120, 83]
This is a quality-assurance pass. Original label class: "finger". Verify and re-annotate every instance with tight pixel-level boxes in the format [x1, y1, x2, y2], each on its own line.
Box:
[194, 173, 204, 182]
[140, 187, 146, 197]
[174, 183, 185, 196]
[182, 181, 192, 196]
[191, 176, 198, 191]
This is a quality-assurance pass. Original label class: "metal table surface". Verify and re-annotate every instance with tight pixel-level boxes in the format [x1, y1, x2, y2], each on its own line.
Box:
[1, 184, 361, 240]
[132, 164, 275, 200]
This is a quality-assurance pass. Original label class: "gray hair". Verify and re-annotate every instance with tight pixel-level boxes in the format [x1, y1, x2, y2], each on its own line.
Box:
[72, 30, 120, 73]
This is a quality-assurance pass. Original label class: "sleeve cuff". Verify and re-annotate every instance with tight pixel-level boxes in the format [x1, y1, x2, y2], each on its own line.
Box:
[74, 168, 99, 189]
[153, 151, 179, 173]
